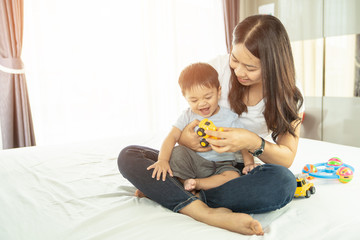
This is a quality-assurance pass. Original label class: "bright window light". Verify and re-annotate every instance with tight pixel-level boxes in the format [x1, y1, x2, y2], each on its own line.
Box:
[23, 0, 227, 145]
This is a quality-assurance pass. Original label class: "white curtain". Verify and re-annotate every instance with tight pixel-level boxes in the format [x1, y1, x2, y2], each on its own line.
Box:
[22, 0, 226, 146]
[291, 39, 324, 97]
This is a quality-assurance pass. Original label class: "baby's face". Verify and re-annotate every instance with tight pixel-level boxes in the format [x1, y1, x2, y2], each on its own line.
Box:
[184, 85, 221, 118]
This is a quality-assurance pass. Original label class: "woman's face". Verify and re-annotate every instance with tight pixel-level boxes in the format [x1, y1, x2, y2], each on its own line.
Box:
[229, 43, 262, 87]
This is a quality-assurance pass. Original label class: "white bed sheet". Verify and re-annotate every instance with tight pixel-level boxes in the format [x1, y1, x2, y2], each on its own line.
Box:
[0, 134, 359, 240]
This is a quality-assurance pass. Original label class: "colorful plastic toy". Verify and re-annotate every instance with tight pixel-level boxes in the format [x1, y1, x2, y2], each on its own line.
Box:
[303, 164, 318, 180]
[196, 119, 223, 147]
[294, 177, 316, 198]
[302, 157, 354, 183]
[337, 166, 354, 183]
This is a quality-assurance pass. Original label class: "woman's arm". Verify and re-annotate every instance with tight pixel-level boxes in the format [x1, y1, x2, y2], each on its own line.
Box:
[206, 113, 303, 168]
[257, 114, 302, 167]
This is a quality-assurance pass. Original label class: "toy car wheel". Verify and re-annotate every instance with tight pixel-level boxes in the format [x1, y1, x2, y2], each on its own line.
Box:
[200, 138, 209, 147]
[305, 190, 311, 198]
[197, 128, 206, 137]
[310, 186, 316, 194]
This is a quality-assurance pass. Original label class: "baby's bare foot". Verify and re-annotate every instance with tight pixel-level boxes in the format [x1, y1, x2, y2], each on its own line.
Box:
[134, 189, 147, 198]
[184, 179, 197, 191]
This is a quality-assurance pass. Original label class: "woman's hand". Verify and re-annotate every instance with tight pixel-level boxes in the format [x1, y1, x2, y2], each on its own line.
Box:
[178, 120, 212, 152]
[205, 127, 255, 153]
[147, 160, 173, 181]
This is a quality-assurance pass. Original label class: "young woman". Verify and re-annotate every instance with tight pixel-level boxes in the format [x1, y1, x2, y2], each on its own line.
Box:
[118, 14, 304, 236]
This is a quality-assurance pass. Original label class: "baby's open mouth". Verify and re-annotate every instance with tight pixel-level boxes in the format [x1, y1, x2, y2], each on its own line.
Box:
[200, 107, 210, 115]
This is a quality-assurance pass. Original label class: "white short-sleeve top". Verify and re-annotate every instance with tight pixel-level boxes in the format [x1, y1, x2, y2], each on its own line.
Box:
[208, 54, 305, 141]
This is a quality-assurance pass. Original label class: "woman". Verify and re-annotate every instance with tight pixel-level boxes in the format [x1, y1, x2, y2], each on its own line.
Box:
[118, 15, 304, 236]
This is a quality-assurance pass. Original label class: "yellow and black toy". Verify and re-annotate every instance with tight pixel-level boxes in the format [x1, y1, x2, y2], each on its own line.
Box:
[294, 177, 316, 198]
[196, 119, 224, 147]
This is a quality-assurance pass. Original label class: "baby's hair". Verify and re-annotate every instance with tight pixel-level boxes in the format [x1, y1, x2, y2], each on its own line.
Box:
[178, 63, 219, 96]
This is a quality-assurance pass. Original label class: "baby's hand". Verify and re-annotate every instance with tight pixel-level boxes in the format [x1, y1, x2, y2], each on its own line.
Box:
[147, 160, 173, 181]
[242, 163, 260, 175]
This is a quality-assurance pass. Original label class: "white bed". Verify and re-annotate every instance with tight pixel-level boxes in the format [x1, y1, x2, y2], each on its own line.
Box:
[1, 134, 359, 240]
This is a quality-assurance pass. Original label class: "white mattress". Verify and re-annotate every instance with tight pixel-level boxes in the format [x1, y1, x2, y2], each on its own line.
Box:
[1, 134, 359, 240]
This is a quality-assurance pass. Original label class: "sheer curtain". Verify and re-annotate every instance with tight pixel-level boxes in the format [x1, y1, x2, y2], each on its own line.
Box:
[0, 0, 36, 149]
[22, 0, 226, 146]
[222, 0, 240, 53]
[291, 39, 324, 97]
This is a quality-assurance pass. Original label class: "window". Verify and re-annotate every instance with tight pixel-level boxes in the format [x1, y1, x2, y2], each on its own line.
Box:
[23, 0, 227, 145]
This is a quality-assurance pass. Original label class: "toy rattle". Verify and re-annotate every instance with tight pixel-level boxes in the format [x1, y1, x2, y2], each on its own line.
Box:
[196, 119, 223, 147]
[302, 157, 354, 183]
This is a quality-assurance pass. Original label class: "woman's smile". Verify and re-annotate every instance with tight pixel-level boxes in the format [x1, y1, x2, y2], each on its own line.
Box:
[237, 77, 250, 84]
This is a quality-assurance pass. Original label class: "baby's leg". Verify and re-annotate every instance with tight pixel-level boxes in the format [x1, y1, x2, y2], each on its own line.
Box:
[185, 171, 240, 191]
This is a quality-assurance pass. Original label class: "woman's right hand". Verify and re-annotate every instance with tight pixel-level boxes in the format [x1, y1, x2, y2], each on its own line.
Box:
[178, 120, 212, 152]
[205, 127, 254, 153]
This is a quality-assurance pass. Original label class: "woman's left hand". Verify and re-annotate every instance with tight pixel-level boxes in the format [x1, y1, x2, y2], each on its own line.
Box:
[205, 127, 254, 153]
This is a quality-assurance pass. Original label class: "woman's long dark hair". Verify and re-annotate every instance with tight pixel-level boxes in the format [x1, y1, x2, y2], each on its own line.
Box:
[228, 15, 303, 141]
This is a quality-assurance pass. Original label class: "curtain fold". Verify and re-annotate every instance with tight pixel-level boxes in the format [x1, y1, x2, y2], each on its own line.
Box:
[222, 0, 240, 53]
[355, 34, 360, 96]
[0, 0, 35, 149]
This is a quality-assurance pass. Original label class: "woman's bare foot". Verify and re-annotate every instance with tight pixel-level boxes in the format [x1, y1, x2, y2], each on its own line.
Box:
[134, 189, 147, 198]
[205, 206, 263, 235]
[184, 179, 197, 191]
[222, 210, 263, 235]
[180, 200, 264, 236]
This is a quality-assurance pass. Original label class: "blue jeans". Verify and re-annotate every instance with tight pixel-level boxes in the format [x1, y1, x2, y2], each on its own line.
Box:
[118, 145, 296, 214]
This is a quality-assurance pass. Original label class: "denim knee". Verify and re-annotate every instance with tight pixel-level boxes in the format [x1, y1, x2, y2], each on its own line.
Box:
[201, 163, 297, 214]
[116, 145, 198, 212]
[273, 164, 297, 196]
[254, 164, 297, 212]
[118, 145, 148, 177]
[117, 145, 134, 174]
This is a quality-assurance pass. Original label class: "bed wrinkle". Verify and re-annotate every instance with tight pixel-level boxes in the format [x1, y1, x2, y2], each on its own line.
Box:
[72, 208, 251, 240]
[77, 192, 130, 200]
[67, 198, 148, 237]
[321, 217, 360, 239]
[68, 199, 237, 240]
[97, 172, 120, 177]
[2, 137, 359, 240]
[251, 203, 292, 230]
